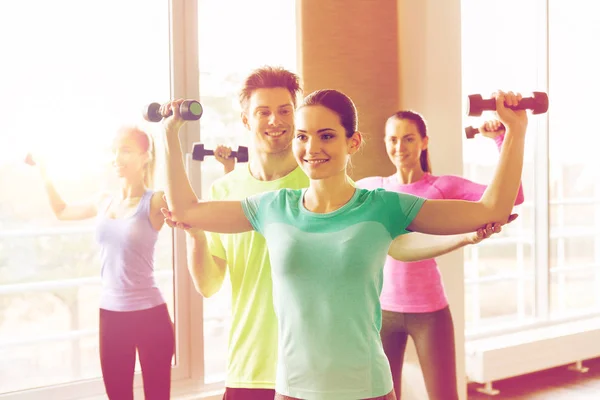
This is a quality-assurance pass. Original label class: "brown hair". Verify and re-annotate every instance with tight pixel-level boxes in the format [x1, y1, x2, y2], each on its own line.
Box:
[239, 66, 303, 111]
[388, 110, 431, 173]
[300, 89, 358, 138]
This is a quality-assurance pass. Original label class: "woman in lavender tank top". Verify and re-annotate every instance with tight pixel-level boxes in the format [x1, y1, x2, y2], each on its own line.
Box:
[33, 126, 175, 399]
[357, 113, 525, 400]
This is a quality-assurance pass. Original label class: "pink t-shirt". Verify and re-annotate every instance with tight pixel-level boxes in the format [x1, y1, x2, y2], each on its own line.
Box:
[356, 134, 525, 313]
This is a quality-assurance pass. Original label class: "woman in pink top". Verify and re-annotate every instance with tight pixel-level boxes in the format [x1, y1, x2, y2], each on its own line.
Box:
[357, 112, 525, 400]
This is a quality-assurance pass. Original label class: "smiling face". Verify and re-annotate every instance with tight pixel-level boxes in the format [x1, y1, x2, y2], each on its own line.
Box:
[110, 128, 150, 181]
[241, 87, 296, 156]
[293, 105, 361, 180]
[385, 117, 428, 171]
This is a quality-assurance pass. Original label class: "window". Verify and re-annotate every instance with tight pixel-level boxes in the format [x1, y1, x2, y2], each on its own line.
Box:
[0, 0, 175, 396]
[461, 0, 543, 334]
[548, 0, 600, 317]
[196, 0, 298, 383]
[461, 0, 600, 337]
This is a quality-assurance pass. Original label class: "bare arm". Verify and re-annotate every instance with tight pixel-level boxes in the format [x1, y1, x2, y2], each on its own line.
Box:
[185, 230, 227, 297]
[389, 220, 509, 262]
[408, 91, 527, 235]
[160, 100, 252, 233]
[37, 161, 102, 221]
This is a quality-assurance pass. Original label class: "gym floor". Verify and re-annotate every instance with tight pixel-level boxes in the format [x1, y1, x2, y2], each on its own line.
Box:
[467, 357, 600, 399]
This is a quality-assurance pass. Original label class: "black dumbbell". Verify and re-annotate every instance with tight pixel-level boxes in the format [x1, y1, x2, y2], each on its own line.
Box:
[464, 123, 506, 139]
[143, 100, 203, 122]
[192, 143, 249, 163]
[465, 91, 549, 117]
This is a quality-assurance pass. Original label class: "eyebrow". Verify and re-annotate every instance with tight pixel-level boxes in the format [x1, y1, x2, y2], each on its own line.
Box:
[255, 104, 293, 110]
[296, 128, 337, 134]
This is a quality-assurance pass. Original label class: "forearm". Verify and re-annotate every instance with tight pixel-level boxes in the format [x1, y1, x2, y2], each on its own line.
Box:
[495, 133, 525, 205]
[40, 168, 67, 217]
[186, 232, 226, 297]
[479, 129, 526, 218]
[389, 232, 470, 262]
[163, 128, 200, 216]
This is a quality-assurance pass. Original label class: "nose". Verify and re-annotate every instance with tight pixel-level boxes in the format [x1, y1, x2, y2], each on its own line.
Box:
[306, 137, 320, 154]
[397, 141, 406, 153]
[268, 113, 279, 126]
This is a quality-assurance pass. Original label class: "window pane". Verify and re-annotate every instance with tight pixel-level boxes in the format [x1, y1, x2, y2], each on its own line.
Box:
[466, 278, 535, 329]
[0, 1, 172, 393]
[548, 0, 600, 316]
[551, 269, 599, 315]
[197, 0, 297, 383]
[461, 0, 543, 332]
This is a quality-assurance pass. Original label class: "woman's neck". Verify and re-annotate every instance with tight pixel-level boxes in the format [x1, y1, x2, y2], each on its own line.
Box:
[304, 171, 355, 213]
[395, 166, 426, 184]
[119, 177, 146, 200]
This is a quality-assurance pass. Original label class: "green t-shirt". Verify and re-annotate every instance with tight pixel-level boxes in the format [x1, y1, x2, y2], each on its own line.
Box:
[208, 164, 309, 389]
[241, 187, 425, 399]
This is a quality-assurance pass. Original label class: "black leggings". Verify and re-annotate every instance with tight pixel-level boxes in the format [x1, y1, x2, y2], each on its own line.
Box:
[99, 304, 175, 400]
[380, 307, 457, 400]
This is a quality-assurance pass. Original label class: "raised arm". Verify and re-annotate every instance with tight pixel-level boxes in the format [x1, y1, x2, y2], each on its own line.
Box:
[160, 99, 252, 233]
[408, 91, 527, 235]
[33, 156, 103, 221]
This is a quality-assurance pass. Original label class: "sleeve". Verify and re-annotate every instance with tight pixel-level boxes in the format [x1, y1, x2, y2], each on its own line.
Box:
[434, 133, 525, 205]
[356, 176, 384, 190]
[206, 184, 226, 261]
[380, 189, 427, 238]
[240, 190, 280, 235]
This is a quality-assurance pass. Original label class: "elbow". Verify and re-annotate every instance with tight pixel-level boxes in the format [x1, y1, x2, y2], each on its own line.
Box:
[195, 281, 219, 298]
[171, 208, 192, 226]
[482, 201, 513, 224]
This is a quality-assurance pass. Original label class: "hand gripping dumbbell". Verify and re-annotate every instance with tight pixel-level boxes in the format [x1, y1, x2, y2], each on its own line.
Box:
[192, 143, 249, 163]
[465, 91, 549, 117]
[464, 123, 506, 139]
[143, 100, 203, 122]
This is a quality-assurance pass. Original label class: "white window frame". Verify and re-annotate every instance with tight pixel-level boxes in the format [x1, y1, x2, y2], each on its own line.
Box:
[463, 0, 600, 342]
[0, 1, 226, 399]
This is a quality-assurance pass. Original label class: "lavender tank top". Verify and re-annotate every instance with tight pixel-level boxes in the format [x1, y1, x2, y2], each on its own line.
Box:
[95, 190, 165, 311]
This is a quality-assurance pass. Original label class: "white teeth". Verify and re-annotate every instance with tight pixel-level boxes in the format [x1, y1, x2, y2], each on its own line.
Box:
[305, 160, 327, 164]
[266, 131, 285, 137]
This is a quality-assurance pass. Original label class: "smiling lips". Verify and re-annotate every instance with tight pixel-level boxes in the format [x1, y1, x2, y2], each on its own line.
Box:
[304, 159, 329, 165]
[266, 130, 286, 138]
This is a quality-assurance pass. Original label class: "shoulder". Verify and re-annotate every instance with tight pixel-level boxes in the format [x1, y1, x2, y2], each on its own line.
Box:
[430, 173, 473, 190]
[209, 165, 248, 199]
[258, 188, 302, 205]
[149, 190, 167, 213]
[355, 176, 384, 190]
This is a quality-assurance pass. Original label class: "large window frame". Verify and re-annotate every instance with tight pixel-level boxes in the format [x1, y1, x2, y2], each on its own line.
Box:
[462, 0, 600, 341]
[0, 1, 224, 399]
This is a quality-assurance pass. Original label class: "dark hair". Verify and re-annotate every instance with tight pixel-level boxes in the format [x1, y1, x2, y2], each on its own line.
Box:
[300, 89, 358, 138]
[388, 110, 431, 173]
[239, 66, 302, 110]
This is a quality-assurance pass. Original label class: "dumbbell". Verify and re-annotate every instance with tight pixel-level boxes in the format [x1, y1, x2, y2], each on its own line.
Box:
[464, 123, 506, 139]
[143, 100, 203, 122]
[192, 143, 249, 163]
[465, 91, 549, 117]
